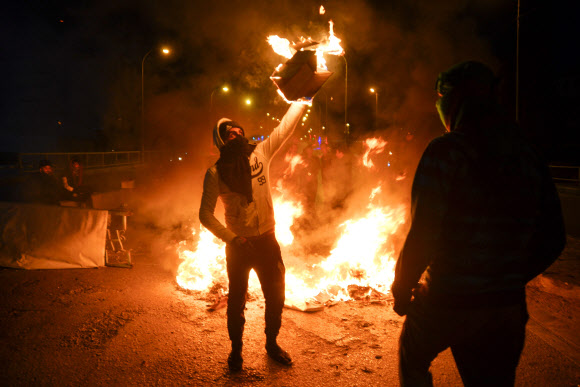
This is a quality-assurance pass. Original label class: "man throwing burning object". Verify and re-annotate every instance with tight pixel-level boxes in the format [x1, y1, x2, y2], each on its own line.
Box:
[199, 102, 307, 371]
[391, 61, 566, 386]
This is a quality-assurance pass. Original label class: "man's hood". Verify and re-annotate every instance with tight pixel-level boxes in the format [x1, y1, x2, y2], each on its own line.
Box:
[213, 117, 232, 150]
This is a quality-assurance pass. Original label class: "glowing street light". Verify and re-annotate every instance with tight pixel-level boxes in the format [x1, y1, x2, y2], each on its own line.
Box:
[141, 47, 171, 154]
[245, 98, 252, 106]
[370, 87, 378, 129]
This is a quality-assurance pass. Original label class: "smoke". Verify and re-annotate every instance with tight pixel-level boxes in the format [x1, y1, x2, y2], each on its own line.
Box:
[64, 0, 504, 271]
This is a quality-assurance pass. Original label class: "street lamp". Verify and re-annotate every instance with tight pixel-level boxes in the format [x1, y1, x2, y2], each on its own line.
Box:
[370, 87, 378, 128]
[141, 46, 171, 155]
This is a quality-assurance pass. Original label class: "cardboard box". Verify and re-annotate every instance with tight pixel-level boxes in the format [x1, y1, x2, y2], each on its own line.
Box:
[270, 50, 333, 101]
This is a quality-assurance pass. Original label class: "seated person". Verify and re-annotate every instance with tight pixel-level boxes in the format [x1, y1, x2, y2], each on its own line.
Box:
[62, 158, 93, 207]
[25, 159, 67, 205]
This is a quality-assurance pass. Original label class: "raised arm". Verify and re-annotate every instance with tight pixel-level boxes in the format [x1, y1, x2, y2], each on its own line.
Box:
[259, 102, 307, 159]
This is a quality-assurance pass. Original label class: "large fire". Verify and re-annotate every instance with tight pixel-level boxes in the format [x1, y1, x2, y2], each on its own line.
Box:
[176, 137, 408, 311]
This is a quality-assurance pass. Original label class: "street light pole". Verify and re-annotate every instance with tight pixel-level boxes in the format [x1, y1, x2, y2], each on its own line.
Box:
[316, 89, 328, 134]
[141, 47, 170, 158]
[141, 50, 152, 156]
[341, 55, 348, 142]
[209, 86, 230, 123]
[370, 88, 378, 129]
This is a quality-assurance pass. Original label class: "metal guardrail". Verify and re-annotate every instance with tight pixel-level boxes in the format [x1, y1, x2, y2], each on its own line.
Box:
[16, 152, 143, 172]
[0, 151, 184, 173]
[549, 165, 580, 185]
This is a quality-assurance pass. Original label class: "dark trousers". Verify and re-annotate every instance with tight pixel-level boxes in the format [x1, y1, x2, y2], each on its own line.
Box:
[399, 296, 528, 387]
[226, 232, 286, 346]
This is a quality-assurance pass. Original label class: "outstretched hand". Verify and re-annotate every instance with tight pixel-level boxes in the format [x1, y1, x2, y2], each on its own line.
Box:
[391, 284, 414, 317]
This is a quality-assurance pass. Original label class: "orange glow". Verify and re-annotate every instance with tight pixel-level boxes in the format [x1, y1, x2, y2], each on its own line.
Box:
[176, 137, 407, 310]
[362, 137, 387, 169]
[267, 36, 293, 59]
[267, 20, 344, 73]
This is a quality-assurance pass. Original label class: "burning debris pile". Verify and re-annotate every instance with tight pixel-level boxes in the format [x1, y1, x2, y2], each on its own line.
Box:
[176, 137, 408, 312]
[176, 12, 409, 312]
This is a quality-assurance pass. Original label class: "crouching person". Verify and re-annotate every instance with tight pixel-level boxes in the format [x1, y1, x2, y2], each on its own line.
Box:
[199, 102, 307, 372]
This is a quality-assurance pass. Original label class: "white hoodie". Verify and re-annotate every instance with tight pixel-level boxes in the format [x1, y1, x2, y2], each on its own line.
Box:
[199, 102, 306, 243]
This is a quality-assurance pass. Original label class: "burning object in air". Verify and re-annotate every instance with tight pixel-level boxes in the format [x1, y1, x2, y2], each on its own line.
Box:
[268, 20, 344, 103]
[271, 50, 333, 103]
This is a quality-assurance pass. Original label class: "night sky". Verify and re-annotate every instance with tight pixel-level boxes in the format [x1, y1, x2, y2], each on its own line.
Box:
[1, 0, 578, 162]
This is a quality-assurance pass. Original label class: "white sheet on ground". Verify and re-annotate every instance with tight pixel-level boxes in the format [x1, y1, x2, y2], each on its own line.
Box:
[0, 202, 107, 269]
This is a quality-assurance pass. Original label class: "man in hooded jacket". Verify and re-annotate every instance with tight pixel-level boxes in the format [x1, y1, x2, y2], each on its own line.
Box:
[390, 61, 566, 386]
[199, 102, 306, 371]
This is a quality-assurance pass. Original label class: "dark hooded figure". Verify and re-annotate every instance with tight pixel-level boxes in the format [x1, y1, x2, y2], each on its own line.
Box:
[391, 61, 566, 386]
[199, 102, 307, 372]
[26, 159, 67, 205]
[62, 158, 93, 207]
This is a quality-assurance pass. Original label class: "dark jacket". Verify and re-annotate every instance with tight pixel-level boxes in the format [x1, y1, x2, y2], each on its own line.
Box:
[391, 113, 566, 308]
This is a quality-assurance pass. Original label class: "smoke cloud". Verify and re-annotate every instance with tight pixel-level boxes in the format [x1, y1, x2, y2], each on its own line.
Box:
[4, 0, 509, 271]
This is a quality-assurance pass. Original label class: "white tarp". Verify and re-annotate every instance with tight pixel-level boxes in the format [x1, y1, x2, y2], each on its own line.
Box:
[0, 202, 107, 269]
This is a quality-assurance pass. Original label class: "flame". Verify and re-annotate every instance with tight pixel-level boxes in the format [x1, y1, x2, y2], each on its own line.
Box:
[276, 88, 313, 106]
[320, 5, 325, 15]
[281, 185, 406, 307]
[267, 20, 344, 73]
[284, 153, 304, 175]
[273, 193, 303, 246]
[362, 137, 387, 168]
[176, 137, 408, 310]
[267, 35, 293, 59]
[175, 228, 226, 291]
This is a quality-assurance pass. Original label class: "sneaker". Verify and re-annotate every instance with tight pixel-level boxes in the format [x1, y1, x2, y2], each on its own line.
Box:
[265, 343, 292, 366]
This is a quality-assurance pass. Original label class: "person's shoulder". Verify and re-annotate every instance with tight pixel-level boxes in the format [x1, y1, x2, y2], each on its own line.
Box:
[203, 165, 219, 180]
[424, 132, 466, 154]
[421, 132, 473, 165]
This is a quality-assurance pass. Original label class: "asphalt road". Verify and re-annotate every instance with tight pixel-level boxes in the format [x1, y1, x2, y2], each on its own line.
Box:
[0, 237, 579, 386]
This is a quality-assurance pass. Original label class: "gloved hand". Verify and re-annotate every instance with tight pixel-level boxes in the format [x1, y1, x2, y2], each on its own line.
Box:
[393, 297, 412, 317]
[391, 284, 412, 317]
[232, 236, 254, 250]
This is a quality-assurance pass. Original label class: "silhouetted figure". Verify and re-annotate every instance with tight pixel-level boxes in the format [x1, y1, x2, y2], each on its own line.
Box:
[199, 103, 307, 372]
[391, 61, 566, 386]
[26, 160, 67, 205]
[62, 158, 93, 207]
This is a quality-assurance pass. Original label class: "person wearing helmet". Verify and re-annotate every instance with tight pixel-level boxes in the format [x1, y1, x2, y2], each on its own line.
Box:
[199, 102, 307, 372]
[391, 61, 566, 386]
